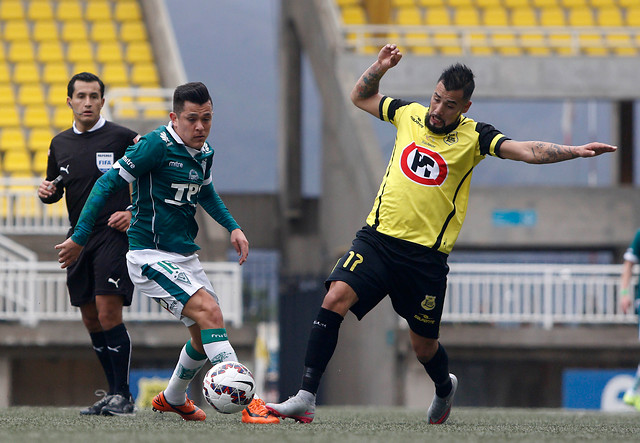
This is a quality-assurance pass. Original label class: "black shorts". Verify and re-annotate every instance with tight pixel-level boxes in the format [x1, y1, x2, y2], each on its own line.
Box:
[326, 226, 449, 338]
[66, 226, 134, 307]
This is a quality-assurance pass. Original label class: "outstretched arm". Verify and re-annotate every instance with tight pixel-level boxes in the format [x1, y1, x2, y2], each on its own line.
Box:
[350, 43, 403, 117]
[498, 140, 617, 164]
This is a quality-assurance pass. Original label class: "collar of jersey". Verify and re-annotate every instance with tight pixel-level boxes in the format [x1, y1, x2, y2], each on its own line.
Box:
[73, 116, 106, 134]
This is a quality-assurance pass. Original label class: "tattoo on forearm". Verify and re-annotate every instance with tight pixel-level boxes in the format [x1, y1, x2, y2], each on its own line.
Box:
[356, 70, 382, 99]
[531, 142, 577, 163]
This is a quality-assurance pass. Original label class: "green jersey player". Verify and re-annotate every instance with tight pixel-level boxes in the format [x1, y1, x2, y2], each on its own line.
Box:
[56, 82, 279, 424]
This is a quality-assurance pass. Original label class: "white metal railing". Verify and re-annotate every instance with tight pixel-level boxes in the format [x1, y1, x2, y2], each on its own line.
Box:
[0, 261, 243, 327]
[445, 263, 637, 329]
[0, 177, 69, 235]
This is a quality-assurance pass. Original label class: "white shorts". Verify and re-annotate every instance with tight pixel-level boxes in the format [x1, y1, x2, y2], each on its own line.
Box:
[126, 249, 219, 327]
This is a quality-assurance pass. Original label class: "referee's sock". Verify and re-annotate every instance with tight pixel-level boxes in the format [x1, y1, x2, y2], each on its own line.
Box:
[90, 331, 115, 395]
[104, 323, 132, 397]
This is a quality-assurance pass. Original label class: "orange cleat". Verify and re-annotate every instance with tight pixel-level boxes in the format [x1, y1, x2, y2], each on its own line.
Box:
[152, 391, 206, 421]
[241, 397, 280, 424]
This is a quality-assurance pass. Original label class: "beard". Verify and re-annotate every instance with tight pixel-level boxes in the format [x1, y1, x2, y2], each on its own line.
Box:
[425, 112, 461, 135]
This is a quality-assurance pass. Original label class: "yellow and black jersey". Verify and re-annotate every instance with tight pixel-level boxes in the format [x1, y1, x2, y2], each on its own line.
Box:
[365, 96, 509, 254]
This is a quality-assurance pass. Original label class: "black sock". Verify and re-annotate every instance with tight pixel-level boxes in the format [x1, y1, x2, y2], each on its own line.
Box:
[300, 307, 344, 394]
[422, 343, 452, 398]
[90, 331, 115, 394]
[104, 323, 132, 397]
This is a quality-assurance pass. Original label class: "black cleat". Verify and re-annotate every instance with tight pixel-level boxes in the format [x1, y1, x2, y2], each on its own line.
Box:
[101, 393, 136, 416]
[80, 390, 112, 416]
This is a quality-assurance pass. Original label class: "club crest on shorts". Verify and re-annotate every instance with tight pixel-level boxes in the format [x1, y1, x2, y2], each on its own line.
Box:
[421, 295, 436, 311]
[96, 152, 114, 173]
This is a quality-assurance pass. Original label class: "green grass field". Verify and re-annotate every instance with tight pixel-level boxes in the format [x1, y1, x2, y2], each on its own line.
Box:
[1, 406, 639, 443]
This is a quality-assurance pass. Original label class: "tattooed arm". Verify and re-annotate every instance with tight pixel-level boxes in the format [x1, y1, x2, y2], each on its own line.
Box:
[350, 44, 403, 117]
[498, 139, 617, 164]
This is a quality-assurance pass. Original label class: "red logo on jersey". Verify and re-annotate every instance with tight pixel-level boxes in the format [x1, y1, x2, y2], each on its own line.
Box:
[399, 142, 448, 186]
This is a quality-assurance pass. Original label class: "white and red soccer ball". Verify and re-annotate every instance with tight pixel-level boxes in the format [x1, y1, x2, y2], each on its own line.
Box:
[202, 361, 256, 414]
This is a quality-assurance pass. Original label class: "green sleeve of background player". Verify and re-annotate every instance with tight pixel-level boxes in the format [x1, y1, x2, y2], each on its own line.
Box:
[70, 168, 129, 246]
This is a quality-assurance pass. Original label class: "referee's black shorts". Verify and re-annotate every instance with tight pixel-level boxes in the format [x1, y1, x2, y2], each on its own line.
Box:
[66, 226, 133, 307]
[326, 225, 449, 339]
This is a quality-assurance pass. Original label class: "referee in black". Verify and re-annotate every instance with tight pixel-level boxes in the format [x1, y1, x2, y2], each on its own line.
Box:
[38, 72, 139, 416]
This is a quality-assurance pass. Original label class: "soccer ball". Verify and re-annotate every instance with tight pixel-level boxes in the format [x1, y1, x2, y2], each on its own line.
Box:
[202, 361, 256, 414]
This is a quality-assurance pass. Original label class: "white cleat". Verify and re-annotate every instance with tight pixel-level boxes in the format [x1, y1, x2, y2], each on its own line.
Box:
[266, 390, 316, 423]
[428, 373, 457, 424]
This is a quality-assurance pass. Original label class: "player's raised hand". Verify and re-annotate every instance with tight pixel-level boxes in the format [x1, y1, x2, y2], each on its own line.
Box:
[230, 228, 249, 265]
[55, 237, 83, 269]
[378, 44, 402, 70]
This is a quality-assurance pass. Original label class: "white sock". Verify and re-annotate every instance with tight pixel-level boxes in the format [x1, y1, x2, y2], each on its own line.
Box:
[163, 342, 207, 405]
[203, 339, 238, 365]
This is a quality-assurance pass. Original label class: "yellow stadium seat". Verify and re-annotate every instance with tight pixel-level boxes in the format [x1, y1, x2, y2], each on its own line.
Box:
[66, 41, 94, 63]
[27, 1, 54, 21]
[392, 0, 416, 6]
[91, 21, 118, 42]
[43, 63, 70, 85]
[47, 83, 68, 106]
[102, 63, 129, 87]
[3, 151, 33, 175]
[531, 0, 558, 6]
[37, 41, 65, 63]
[60, 20, 89, 42]
[23, 105, 51, 129]
[512, 8, 550, 55]
[85, 1, 113, 22]
[475, 0, 502, 7]
[13, 62, 41, 84]
[483, 8, 520, 55]
[540, 7, 572, 55]
[0, 85, 16, 105]
[448, 0, 474, 7]
[597, 7, 622, 26]
[3, 20, 30, 41]
[126, 41, 154, 63]
[28, 128, 53, 152]
[0, 65, 9, 83]
[591, 0, 615, 5]
[52, 105, 72, 130]
[32, 150, 48, 175]
[0, 107, 20, 127]
[115, 1, 143, 22]
[626, 7, 640, 27]
[503, 0, 530, 8]
[391, 7, 430, 54]
[17, 84, 46, 106]
[33, 20, 60, 42]
[342, 5, 367, 24]
[417, 0, 444, 5]
[454, 7, 480, 26]
[425, 7, 460, 55]
[560, 0, 587, 7]
[568, 7, 593, 26]
[110, 96, 137, 119]
[0, 128, 26, 151]
[71, 62, 100, 77]
[96, 42, 124, 64]
[0, 44, 6, 62]
[56, 0, 83, 21]
[7, 41, 35, 63]
[131, 63, 160, 86]
[0, 1, 25, 20]
[119, 21, 148, 42]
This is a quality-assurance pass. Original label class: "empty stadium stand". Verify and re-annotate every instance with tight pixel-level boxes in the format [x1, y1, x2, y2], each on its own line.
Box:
[337, 0, 640, 56]
[0, 0, 161, 185]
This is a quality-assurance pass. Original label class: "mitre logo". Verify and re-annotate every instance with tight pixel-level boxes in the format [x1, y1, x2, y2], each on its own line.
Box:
[399, 142, 448, 186]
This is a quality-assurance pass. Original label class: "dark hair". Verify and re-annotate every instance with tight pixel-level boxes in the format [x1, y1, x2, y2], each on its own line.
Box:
[173, 82, 212, 114]
[438, 64, 475, 101]
[67, 72, 105, 99]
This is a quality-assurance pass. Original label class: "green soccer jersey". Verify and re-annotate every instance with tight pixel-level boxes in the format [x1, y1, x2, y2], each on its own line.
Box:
[71, 123, 240, 253]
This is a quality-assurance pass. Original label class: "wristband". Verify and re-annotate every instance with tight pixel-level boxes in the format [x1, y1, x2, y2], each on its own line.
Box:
[621, 288, 630, 297]
[125, 205, 133, 212]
